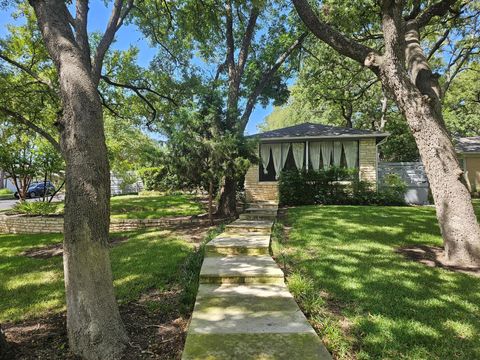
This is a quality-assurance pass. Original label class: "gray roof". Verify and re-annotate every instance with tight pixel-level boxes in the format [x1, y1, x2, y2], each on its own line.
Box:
[456, 137, 480, 153]
[252, 122, 388, 140]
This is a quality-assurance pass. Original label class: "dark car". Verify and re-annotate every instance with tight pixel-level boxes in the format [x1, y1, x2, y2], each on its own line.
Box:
[14, 181, 56, 199]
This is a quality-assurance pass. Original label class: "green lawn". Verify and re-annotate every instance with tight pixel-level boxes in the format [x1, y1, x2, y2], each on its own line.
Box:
[273, 203, 480, 360]
[0, 230, 196, 323]
[0, 188, 13, 200]
[6, 192, 205, 219]
[110, 193, 204, 219]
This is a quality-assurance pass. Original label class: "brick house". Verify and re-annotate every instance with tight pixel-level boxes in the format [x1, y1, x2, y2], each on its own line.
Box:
[245, 122, 389, 203]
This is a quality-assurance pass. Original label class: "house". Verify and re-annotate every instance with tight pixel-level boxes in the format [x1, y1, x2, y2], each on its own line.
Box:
[456, 137, 480, 194]
[245, 122, 389, 203]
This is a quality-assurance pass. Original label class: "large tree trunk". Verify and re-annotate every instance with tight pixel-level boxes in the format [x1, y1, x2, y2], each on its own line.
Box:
[0, 324, 9, 359]
[60, 64, 128, 359]
[378, 17, 480, 266]
[31, 1, 128, 358]
[217, 172, 237, 217]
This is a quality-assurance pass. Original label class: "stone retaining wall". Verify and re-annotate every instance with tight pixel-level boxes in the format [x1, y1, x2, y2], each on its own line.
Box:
[0, 214, 228, 234]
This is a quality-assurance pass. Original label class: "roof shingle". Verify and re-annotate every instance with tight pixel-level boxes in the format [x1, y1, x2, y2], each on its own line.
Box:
[252, 122, 388, 139]
[456, 137, 480, 153]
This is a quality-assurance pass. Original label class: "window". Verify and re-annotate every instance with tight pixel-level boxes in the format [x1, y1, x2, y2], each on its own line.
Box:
[259, 140, 359, 182]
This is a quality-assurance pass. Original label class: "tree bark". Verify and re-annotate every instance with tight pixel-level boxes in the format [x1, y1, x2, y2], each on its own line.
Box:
[293, 0, 480, 267]
[217, 172, 237, 218]
[0, 324, 9, 359]
[30, 1, 128, 358]
[208, 180, 214, 225]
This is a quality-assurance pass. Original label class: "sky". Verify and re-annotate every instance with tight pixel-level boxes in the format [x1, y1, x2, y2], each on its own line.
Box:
[0, 1, 273, 136]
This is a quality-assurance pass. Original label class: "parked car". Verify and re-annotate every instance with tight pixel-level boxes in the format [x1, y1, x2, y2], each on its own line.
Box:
[14, 181, 56, 199]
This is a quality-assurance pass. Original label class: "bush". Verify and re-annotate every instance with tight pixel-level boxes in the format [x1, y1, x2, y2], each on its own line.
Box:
[279, 168, 406, 206]
[0, 188, 13, 195]
[9, 201, 64, 216]
[137, 167, 169, 191]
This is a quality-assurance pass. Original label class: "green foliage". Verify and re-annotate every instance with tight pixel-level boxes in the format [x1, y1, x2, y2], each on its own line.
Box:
[272, 204, 480, 359]
[9, 201, 63, 216]
[278, 168, 406, 206]
[0, 188, 12, 195]
[137, 166, 170, 191]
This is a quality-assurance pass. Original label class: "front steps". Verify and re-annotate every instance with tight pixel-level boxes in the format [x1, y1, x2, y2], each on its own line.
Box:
[182, 201, 331, 359]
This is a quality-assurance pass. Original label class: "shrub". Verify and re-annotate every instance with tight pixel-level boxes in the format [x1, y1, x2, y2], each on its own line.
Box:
[137, 166, 170, 191]
[9, 201, 64, 216]
[279, 168, 406, 206]
[0, 188, 13, 195]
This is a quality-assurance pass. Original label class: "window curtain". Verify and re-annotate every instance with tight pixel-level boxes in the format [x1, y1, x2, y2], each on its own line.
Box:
[260, 144, 271, 174]
[343, 141, 358, 169]
[281, 143, 290, 170]
[292, 143, 305, 170]
[309, 142, 321, 171]
[271, 143, 283, 179]
[321, 141, 333, 169]
[333, 141, 342, 166]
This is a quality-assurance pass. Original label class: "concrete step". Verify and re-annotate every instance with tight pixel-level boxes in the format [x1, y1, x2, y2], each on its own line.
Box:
[247, 202, 279, 210]
[225, 219, 273, 233]
[200, 255, 284, 284]
[205, 232, 270, 256]
[244, 207, 278, 214]
[182, 284, 332, 359]
[239, 213, 277, 221]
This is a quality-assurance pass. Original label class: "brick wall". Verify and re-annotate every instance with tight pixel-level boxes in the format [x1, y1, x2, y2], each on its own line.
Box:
[359, 138, 377, 184]
[244, 165, 279, 203]
[0, 214, 229, 234]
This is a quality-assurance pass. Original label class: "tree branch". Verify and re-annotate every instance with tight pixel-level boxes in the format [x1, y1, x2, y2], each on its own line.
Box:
[240, 33, 308, 130]
[92, 0, 134, 85]
[75, 0, 91, 64]
[427, 28, 450, 60]
[237, 7, 259, 78]
[292, 0, 377, 67]
[0, 52, 55, 91]
[416, 0, 458, 28]
[0, 106, 61, 153]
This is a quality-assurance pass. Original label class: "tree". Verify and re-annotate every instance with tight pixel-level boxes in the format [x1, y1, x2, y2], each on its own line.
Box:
[135, 0, 306, 216]
[164, 92, 254, 223]
[15, 1, 135, 358]
[0, 125, 39, 200]
[292, 0, 480, 266]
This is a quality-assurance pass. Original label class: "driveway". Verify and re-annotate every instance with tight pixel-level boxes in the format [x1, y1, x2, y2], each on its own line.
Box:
[0, 194, 65, 211]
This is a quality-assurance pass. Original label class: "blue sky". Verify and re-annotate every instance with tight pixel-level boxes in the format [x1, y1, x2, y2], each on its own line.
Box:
[0, 1, 273, 135]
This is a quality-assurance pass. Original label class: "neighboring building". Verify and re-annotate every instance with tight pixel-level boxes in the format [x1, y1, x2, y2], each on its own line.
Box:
[245, 122, 389, 203]
[456, 137, 480, 194]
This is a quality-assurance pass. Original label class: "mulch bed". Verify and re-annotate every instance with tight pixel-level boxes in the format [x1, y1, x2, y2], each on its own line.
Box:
[396, 245, 480, 277]
[2, 289, 190, 359]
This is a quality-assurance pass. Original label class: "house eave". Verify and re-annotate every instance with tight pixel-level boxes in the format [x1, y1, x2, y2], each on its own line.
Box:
[256, 133, 390, 142]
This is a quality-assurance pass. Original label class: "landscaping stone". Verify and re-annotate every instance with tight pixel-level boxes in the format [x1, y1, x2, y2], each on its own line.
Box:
[182, 202, 331, 359]
[205, 232, 270, 256]
[200, 256, 284, 284]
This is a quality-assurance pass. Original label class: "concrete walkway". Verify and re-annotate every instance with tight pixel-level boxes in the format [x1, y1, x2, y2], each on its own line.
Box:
[182, 202, 331, 359]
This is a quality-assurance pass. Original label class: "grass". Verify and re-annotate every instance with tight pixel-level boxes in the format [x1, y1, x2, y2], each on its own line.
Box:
[0, 188, 13, 200]
[6, 192, 205, 219]
[0, 229, 197, 323]
[110, 193, 204, 219]
[272, 203, 480, 360]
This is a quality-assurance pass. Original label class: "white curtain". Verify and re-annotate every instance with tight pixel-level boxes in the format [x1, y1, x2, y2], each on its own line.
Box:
[271, 143, 282, 179]
[309, 142, 321, 171]
[321, 141, 333, 169]
[343, 141, 358, 169]
[281, 143, 290, 170]
[292, 143, 305, 170]
[260, 144, 271, 174]
[333, 141, 342, 166]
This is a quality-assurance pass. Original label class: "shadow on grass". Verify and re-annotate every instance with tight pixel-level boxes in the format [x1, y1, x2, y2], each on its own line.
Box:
[0, 230, 194, 323]
[281, 205, 480, 359]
